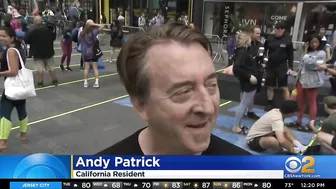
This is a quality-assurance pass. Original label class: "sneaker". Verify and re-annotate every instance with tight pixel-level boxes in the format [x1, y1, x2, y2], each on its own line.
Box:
[66, 66, 72, 72]
[93, 83, 99, 88]
[52, 80, 58, 86]
[84, 82, 89, 88]
[60, 65, 65, 71]
[247, 112, 260, 120]
[37, 82, 44, 88]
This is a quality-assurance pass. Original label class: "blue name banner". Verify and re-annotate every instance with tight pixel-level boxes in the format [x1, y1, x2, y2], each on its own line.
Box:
[10, 182, 62, 189]
[0, 153, 70, 179]
[72, 156, 336, 178]
[0, 154, 335, 179]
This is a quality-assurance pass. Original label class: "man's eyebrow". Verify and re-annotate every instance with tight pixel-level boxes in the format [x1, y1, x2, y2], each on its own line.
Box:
[165, 73, 217, 94]
[206, 72, 217, 80]
[166, 81, 194, 94]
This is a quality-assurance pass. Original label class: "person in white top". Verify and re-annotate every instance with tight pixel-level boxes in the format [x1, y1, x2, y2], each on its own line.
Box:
[246, 100, 307, 154]
[138, 13, 146, 28]
[152, 12, 164, 27]
[118, 12, 125, 25]
[42, 5, 54, 16]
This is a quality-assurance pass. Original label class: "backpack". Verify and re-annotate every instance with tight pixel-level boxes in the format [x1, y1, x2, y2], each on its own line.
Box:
[72, 28, 79, 42]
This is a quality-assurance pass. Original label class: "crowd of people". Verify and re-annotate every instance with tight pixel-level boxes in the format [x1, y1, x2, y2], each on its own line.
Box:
[0, 2, 335, 156]
[223, 21, 336, 154]
[0, 3, 110, 151]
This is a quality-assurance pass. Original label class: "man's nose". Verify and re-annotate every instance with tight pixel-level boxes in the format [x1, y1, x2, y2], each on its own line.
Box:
[193, 89, 215, 115]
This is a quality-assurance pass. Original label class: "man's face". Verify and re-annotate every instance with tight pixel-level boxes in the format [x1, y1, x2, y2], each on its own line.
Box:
[275, 27, 285, 37]
[138, 42, 220, 154]
[252, 28, 261, 41]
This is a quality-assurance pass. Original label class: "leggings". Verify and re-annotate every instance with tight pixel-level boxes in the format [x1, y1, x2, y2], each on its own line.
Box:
[0, 95, 28, 140]
[296, 82, 318, 124]
[234, 90, 257, 127]
[80, 55, 84, 67]
[61, 41, 72, 66]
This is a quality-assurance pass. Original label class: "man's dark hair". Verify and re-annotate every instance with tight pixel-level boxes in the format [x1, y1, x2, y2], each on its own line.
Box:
[280, 100, 298, 115]
[116, 22, 212, 105]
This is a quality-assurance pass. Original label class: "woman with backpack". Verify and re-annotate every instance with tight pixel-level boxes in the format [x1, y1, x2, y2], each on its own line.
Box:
[108, 19, 122, 63]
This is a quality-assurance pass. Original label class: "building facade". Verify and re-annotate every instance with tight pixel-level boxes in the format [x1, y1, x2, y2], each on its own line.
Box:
[98, 0, 191, 26]
[195, 0, 336, 43]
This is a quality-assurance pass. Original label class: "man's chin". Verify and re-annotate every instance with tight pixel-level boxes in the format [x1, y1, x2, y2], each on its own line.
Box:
[184, 138, 211, 155]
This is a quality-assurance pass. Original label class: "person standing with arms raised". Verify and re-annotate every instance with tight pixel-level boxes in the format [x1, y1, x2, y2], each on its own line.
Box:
[264, 22, 294, 111]
[80, 19, 104, 88]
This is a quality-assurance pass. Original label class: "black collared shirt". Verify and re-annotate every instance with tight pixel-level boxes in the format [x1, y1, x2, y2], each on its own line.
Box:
[96, 128, 251, 155]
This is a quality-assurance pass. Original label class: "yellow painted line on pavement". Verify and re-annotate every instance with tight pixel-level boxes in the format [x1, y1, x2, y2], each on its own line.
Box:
[11, 94, 130, 130]
[36, 73, 119, 91]
[26, 50, 111, 60]
[219, 101, 232, 107]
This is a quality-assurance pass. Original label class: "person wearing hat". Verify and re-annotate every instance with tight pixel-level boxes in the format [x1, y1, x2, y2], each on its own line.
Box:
[10, 12, 23, 32]
[315, 96, 336, 154]
[263, 22, 295, 111]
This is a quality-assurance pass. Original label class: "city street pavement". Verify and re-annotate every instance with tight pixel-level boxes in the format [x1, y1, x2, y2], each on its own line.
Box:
[1, 38, 143, 154]
[0, 37, 226, 154]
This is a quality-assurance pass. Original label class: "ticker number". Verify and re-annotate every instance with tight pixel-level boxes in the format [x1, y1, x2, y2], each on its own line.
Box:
[82, 182, 91, 188]
[142, 182, 151, 188]
[172, 182, 181, 188]
[262, 182, 272, 188]
[232, 182, 241, 188]
[202, 182, 210, 188]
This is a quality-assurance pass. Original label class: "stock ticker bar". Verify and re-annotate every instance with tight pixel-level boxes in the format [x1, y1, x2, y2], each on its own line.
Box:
[6, 180, 333, 189]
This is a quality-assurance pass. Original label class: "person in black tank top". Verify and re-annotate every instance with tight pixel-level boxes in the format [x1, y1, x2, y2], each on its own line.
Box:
[0, 26, 28, 151]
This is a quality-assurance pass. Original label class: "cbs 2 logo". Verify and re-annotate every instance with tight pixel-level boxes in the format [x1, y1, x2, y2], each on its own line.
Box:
[285, 156, 315, 174]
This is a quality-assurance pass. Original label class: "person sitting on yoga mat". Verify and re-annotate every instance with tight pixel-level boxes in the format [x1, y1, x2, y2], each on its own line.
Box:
[291, 35, 326, 132]
[246, 100, 307, 154]
[315, 96, 336, 154]
[232, 31, 260, 135]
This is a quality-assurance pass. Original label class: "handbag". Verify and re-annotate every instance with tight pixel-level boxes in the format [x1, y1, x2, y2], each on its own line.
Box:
[4, 48, 36, 100]
[92, 34, 103, 60]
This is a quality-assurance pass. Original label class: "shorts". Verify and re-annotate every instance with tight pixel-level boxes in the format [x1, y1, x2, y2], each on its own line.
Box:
[34, 57, 55, 72]
[83, 59, 98, 63]
[247, 136, 266, 152]
[265, 68, 288, 87]
[332, 136, 336, 150]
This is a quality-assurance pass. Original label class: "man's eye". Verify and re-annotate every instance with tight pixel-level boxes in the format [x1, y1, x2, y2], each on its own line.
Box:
[175, 89, 192, 96]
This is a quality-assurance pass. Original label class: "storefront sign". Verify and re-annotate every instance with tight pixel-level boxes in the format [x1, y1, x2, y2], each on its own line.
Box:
[223, 4, 231, 37]
[271, 15, 287, 21]
[242, 19, 257, 25]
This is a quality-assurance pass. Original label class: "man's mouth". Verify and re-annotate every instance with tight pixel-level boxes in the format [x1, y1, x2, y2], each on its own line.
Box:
[186, 122, 208, 128]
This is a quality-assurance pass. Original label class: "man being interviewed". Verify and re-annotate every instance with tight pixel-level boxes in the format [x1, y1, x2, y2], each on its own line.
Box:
[97, 23, 250, 155]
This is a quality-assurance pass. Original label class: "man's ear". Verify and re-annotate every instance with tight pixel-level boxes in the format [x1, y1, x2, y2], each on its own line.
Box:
[130, 97, 148, 121]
